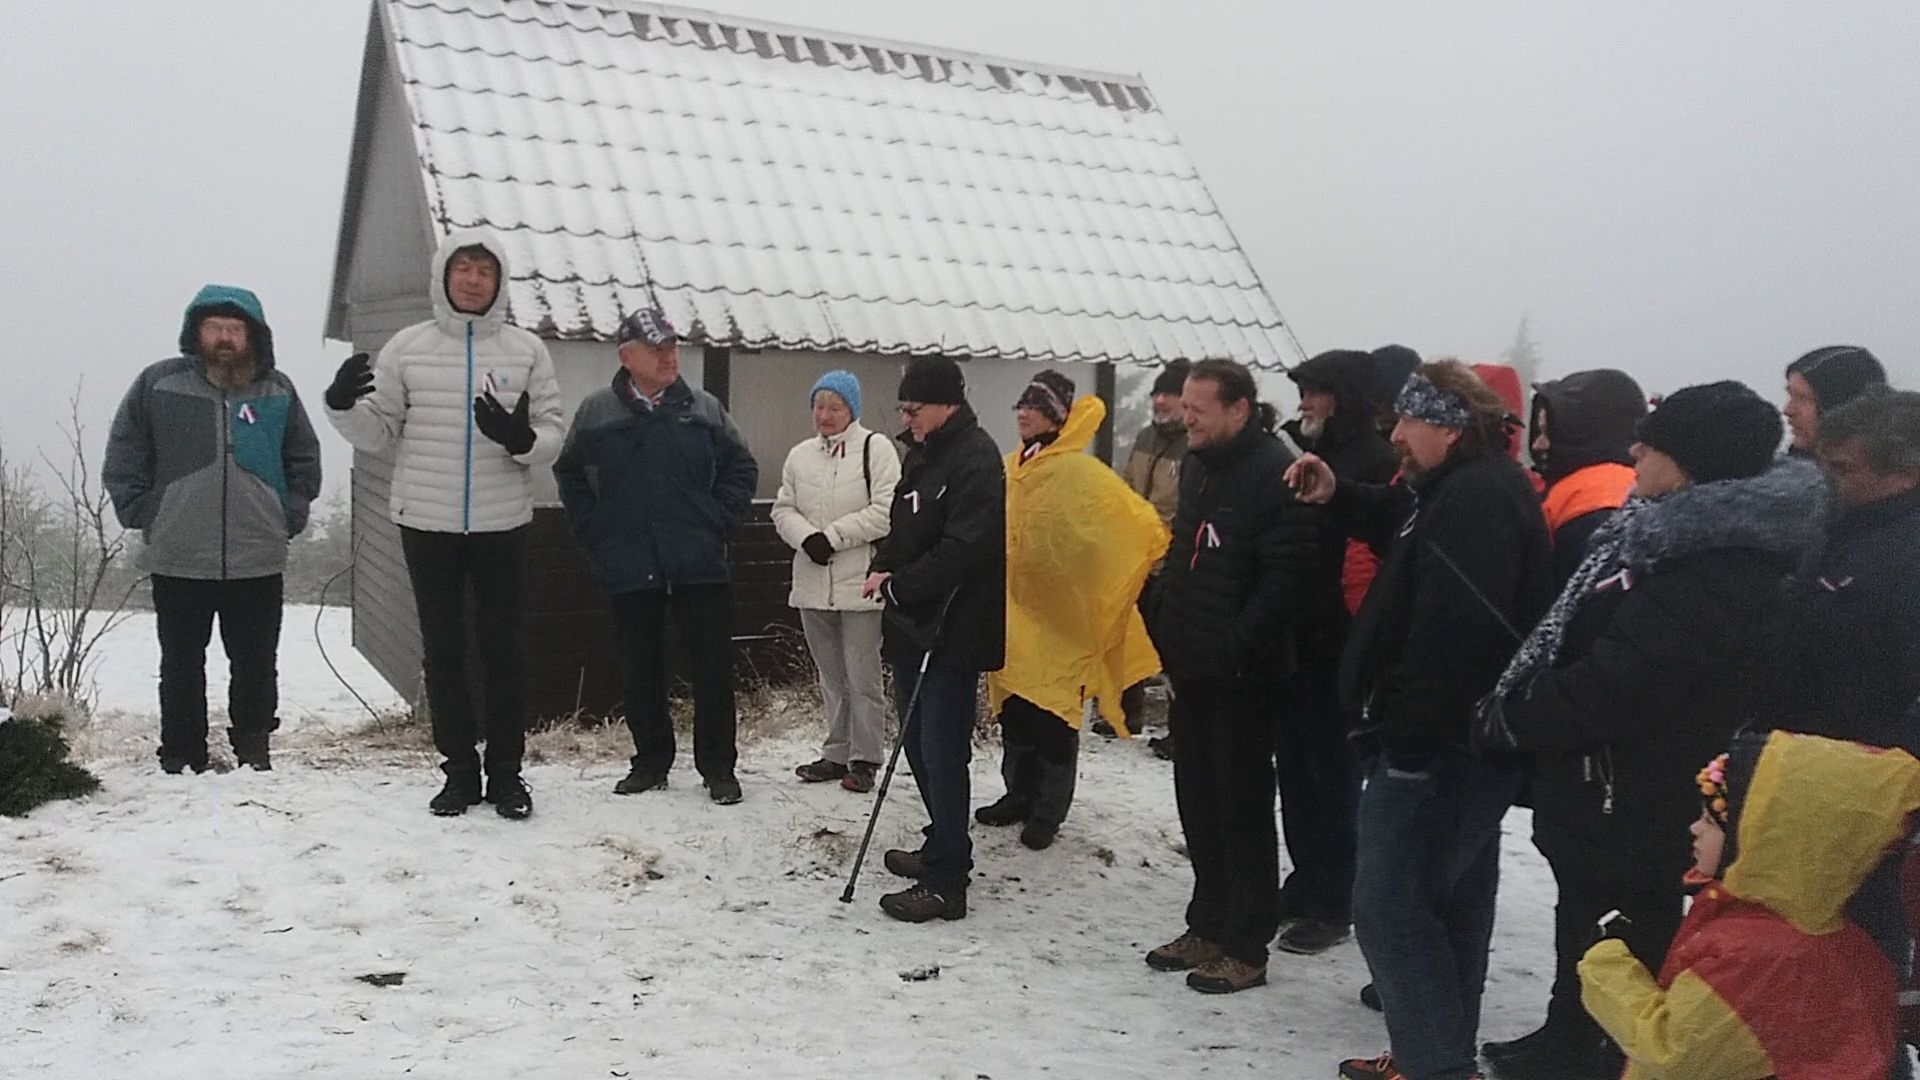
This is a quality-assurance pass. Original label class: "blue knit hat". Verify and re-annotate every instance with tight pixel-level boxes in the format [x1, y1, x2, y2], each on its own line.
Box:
[811, 370, 862, 418]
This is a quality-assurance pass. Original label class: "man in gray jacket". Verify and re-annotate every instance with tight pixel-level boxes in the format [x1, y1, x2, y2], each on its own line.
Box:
[104, 284, 322, 774]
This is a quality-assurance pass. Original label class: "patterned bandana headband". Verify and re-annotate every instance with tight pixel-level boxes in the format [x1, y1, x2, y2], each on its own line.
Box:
[1395, 372, 1474, 428]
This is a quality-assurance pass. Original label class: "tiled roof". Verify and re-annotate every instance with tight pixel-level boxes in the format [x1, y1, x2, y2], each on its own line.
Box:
[381, 0, 1302, 368]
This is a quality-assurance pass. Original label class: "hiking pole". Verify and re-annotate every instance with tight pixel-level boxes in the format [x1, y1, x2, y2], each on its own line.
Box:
[841, 588, 958, 904]
[840, 648, 933, 903]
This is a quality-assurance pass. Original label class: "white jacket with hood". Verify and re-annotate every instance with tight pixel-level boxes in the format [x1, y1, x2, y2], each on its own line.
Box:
[328, 229, 565, 533]
[771, 422, 901, 611]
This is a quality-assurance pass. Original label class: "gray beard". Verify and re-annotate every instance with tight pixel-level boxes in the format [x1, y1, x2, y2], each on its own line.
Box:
[1298, 414, 1326, 440]
[205, 353, 257, 390]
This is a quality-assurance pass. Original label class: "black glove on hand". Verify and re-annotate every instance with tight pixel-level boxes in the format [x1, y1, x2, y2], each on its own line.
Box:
[474, 391, 535, 456]
[1594, 909, 1634, 944]
[324, 353, 374, 411]
[802, 532, 834, 566]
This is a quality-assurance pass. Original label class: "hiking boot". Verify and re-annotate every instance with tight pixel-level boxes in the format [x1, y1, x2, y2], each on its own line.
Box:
[1275, 917, 1351, 956]
[1483, 1024, 1555, 1064]
[974, 793, 1030, 827]
[879, 883, 966, 922]
[613, 765, 669, 795]
[1186, 955, 1267, 994]
[489, 776, 533, 820]
[1338, 1053, 1414, 1080]
[841, 761, 877, 794]
[1359, 982, 1383, 1011]
[1090, 718, 1119, 738]
[706, 774, 743, 805]
[231, 735, 272, 772]
[1148, 733, 1175, 761]
[1145, 933, 1223, 972]
[1020, 819, 1059, 850]
[883, 848, 925, 879]
[795, 758, 848, 783]
[160, 756, 208, 776]
[1488, 1033, 1623, 1080]
[429, 773, 483, 816]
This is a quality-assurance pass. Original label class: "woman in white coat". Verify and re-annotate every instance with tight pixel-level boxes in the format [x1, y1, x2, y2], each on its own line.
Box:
[772, 371, 902, 793]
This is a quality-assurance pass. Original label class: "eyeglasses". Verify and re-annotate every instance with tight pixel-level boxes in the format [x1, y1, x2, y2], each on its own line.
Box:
[898, 404, 925, 419]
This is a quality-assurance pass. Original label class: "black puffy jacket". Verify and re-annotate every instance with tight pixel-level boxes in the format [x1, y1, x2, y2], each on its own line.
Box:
[1336, 453, 1554, 759]
[553, 374, 758, 594]
[1777, 484, 1920, 754]
[872, 404, 1006, 673]
[1144, 420, 1322, 685]
[1479, 461, 1826, 884]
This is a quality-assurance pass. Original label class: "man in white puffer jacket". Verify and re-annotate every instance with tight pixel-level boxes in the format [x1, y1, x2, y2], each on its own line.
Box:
[772, 370, 901, 794]
[323, 228, 564, 820]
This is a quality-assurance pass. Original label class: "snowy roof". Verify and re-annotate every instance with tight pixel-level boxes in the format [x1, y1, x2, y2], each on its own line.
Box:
[372, 0, 1302, 368]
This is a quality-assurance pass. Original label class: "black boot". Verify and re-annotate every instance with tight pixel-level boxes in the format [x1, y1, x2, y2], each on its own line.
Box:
[879, 883, 966, 922]
[976, 744, 1034, 826]
[1021, 735, 1078, 850]
[1487, 1026, 1623, 1080]
[230, 732, 272, 772]
[488, 775, 533, 820]
[430, 766, 483, 816]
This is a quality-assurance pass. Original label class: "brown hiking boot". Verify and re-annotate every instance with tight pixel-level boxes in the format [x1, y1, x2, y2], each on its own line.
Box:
[795, 759, 848, 783]
[1145, 932, 1223, 972]
[1186, 955, 1267, 994]
[883, 848, 925, 879]
[878, 883, 966, 923]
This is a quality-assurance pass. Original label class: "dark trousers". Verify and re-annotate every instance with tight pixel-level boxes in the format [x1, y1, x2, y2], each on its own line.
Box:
[152, 573, 283, 767]
[1169, 676, 1281, 966]
[1354, 750, 1524, 1080]
[611, 585, 737, 780]
[1542, 857, 1684, 1039]
[1852, 852, 1918, 1080]
[998, 694, 1080, 828]
[400, 527, 526, 782]
[1276, 663, 1362, 924]
[897, 658, 977, 897]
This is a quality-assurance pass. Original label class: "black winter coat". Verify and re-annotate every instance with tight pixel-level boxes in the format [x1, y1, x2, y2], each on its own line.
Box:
[1283, 353, 1400, 669]
[1144, 421, 1322, 685]
[1480, 461, 1827, 885]
[1335, 453, 1554, 759]
[553, 374, 758, 594]
[1777, 485, 1920, 754]
[872, 404, 1006, 673]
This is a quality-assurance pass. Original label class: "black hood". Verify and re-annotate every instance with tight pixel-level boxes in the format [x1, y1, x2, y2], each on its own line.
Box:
[1288, 349, 1379, 449]
[1531, 369, 1647, 484]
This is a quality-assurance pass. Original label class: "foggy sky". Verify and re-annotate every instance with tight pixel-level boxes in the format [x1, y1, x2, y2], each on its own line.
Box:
[3, 0, 1915, 493]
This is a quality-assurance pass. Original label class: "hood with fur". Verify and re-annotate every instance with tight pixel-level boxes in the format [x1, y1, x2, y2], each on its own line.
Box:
[1607, 457, 1826, 571]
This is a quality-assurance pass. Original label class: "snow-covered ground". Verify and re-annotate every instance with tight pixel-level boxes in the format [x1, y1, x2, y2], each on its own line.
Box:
[3, 608, 1560, 1079]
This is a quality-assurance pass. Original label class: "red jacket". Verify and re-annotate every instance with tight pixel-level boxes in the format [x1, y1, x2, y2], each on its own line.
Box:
[1582, 733, 1920, 1079]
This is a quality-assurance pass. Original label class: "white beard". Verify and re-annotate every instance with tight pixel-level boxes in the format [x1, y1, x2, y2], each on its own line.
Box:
[1298, 414, 1326, 440]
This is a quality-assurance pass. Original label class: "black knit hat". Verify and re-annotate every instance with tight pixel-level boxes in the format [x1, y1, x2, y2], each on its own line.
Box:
[1016, 370, 1076, 426]
[1151, 359, 1192, 398]
[898, 355, 966, 405]
[1787, 345, 1887, 411]
[1636, 381, 1782, 484]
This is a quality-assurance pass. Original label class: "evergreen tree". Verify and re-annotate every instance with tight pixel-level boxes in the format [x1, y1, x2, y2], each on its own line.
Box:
[0, 710, 100, 816]
[1504, 316, 1545, 389]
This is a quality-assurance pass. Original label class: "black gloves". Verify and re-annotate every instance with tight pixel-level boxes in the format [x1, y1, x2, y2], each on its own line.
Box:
[802, 532, 834, 566]
[1595, 909, 1634, 944]
[474, 391, 535, 456]
[324, 353, 373, 411]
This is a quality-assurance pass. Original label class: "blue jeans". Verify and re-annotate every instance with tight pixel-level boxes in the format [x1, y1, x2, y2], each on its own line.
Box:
[895, 659, 976, 897]
[1852, 853, 1917, 1080]
[1354, 750, 1524, 1080]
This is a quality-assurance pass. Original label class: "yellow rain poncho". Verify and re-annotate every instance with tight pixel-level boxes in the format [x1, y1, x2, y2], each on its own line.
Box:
[987, 396, 1170, 736]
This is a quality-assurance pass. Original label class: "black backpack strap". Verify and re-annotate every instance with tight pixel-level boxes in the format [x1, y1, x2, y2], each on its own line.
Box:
[862, 432, 876, 498]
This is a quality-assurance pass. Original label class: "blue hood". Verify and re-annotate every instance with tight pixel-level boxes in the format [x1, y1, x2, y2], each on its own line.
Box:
[178, 284, 274, 369]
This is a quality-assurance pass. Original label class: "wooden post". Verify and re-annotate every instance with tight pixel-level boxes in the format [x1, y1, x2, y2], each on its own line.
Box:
[1094, 361, 1117, 465]
[704, 346, 732, 407]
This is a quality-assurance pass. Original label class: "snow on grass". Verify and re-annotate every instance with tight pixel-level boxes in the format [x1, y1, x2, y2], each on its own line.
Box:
[1, 609, 1560, 1078]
